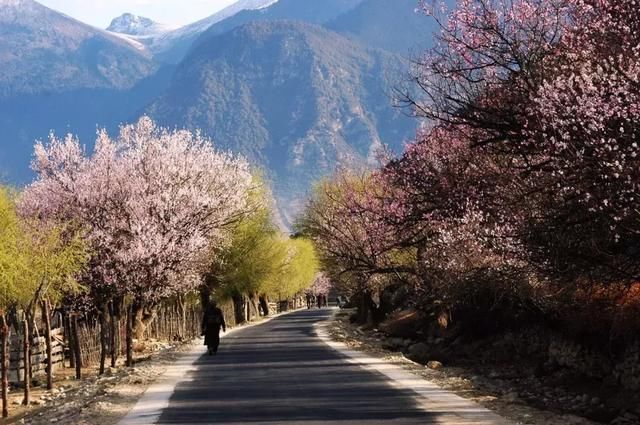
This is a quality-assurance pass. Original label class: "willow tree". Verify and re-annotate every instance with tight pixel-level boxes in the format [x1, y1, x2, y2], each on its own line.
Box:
[0, 188, 31, 417]
[207, 178, 319, 320]
[17, 221, 86, 388]
[272, 238, 319, 307]
[213, 199, 288, 322]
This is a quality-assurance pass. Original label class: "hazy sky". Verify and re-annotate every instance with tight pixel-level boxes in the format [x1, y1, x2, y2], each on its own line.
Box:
[38, 0, 238, 28]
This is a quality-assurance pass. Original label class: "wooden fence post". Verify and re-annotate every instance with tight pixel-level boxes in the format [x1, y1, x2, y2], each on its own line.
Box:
[21, 317, 30, 405]
[71, 314, 81, 379]
[42, 299, 53, 390]
[0, 314, 9, 418]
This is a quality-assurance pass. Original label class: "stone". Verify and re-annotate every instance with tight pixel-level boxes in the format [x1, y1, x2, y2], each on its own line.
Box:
[104, 367, 117, 376]
[389, 337, 405, 347]
[382, 338, 405, 351]
[502, 391, 519, 403]
[408, 343, 430, 363]
[611, 412, 640, 425]
[427, 360, 443, 370]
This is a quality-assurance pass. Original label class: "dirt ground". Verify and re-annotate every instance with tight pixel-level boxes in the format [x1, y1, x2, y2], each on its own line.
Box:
[1, 339, 199, 425]
[4, 311, 288, 425]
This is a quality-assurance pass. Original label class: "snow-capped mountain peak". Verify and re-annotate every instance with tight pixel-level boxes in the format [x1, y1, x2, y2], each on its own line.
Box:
[144, 0, 280, 62]
[107, 13, 173, 36]
[160, 0, 279, 42]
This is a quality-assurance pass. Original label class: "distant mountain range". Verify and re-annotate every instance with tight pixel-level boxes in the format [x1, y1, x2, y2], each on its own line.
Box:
[0, 0, 154, 96]
[0, 0, 434, 226]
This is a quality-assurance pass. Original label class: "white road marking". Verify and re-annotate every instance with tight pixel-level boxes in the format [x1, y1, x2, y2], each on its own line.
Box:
[314, 315, 513, 424]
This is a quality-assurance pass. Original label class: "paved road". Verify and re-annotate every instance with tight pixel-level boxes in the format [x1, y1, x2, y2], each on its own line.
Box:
[154, 309, 507, 424]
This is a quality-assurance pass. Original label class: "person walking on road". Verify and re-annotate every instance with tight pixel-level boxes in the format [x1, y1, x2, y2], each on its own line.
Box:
[201, 301, 226, 355]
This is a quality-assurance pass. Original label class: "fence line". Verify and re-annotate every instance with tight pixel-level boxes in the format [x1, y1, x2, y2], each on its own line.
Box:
[8, 294, 301, 382]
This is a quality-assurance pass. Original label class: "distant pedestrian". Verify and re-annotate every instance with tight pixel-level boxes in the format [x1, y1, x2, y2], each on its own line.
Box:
[306, 293, 314, 309]
[201, 301, 226, 355]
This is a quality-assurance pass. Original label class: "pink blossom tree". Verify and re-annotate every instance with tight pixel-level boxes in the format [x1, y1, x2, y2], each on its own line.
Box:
[309, 273, 332, 296]
[519, 0, 640, 282]
[406, 0, 640, 284]
[298, 171, 417, 323]
[21, 117, 253, 368]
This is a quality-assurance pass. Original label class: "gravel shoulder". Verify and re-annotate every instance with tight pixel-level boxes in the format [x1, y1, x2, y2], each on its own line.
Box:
[5, 340, 198, 425]
[327, 309, 600, 425]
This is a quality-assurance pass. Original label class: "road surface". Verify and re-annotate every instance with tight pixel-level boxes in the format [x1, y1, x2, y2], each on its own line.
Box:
[128, 309, 510, 424]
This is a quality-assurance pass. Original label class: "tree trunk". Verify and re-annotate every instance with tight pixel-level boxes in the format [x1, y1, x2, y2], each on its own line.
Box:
[0, 313, 9, 418]
[259, 295, 269, 317]
[99, 303, 108, 375]
[109, 300, 120, 368]
[126, 303, 134, 367]
[42, 300, 53, 390]
[71, 314, 82, 379]
[22, 317, 30, 405]
[112, 315, 120, 367]
[199, 285, 211, 311]
[65, 312, 75, 369]
[177, 295, 186, 339]
[356, 291, 370, 324]
[249, 294, 260, 320]
[355, 290, 380, 325]
[132, 302, 157, 341]
[232, 294, 245, 325]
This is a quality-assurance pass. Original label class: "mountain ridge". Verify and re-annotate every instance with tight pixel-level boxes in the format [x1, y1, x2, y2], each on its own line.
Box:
[327, 0, 433, 54]
[0, 0, 155, 96]
[0, 0, 426, 224]
[146, 19, 415, 225]
[136, 0, 281, 62]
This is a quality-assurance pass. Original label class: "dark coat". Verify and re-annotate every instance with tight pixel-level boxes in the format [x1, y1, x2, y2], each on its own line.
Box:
[202, 306, 226, 347]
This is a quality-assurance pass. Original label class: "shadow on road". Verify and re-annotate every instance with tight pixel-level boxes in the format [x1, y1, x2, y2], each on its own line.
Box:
[156, 310, 452, 424]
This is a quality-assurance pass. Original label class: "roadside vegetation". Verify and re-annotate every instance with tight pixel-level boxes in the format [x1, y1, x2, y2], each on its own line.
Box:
[299, 1, 640, 421]
[0, 118, 319, 419]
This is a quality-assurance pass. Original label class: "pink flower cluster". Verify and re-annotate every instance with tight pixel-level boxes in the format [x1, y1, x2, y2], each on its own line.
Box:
[303, 0, 640, 320]
[21, 117, 253, 304]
